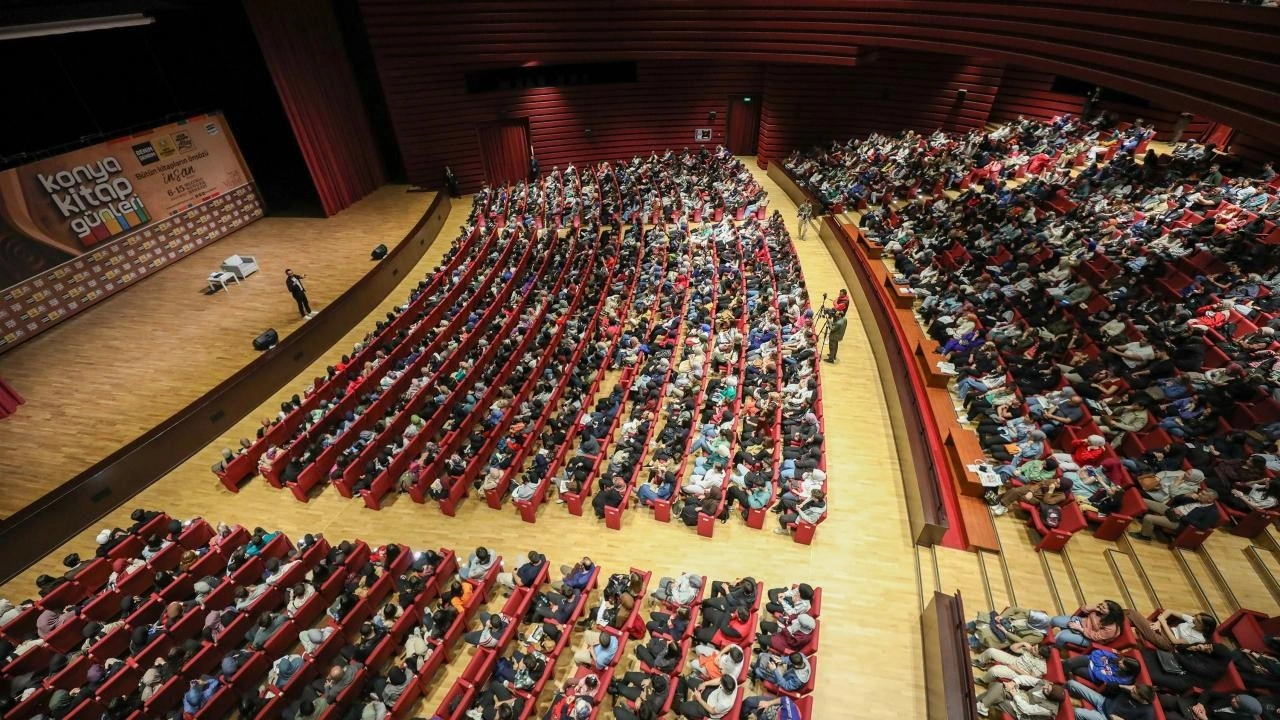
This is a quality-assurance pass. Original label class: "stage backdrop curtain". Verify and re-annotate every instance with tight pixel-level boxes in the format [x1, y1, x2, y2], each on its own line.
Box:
[478, 121, 530, 186]
[244, 0, 385, 216]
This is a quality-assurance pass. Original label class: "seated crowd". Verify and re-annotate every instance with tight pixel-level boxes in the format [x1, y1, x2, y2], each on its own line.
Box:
[968, 600, 1280, 720]
[433, 549, 820, 720]
[789, 112, 1280, 549]
[214, 147, 827, 542]
[0, 508, 819, 719]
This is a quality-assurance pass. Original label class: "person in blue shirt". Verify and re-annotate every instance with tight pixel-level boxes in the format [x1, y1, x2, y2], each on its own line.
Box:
[741, 694, 803, 720]
[459, 547, 496, 581]
[497, 551, 546, 594]
[557, 558, 596, 594]
[749, 652, 812, 692]
[573, 628, 619, 670]
[1063, 648, 1140, 685]
[183, 676, 220, 715]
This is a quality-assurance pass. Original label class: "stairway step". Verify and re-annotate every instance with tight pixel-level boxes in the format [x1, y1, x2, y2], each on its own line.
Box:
[918, 544, 940, 597]
[1041, 550, 1082, 614]
[1113, 538, 1162, 611]
[1121, 535, 1201, 612]
[1245, 545, 1280, 610]
[1104, 548, 1146, 613]
[979, 549, 1013, 610]
[993, 517, 1061, 613]
[1062, 542, 1125, 607]
[935, 546, 990, 611]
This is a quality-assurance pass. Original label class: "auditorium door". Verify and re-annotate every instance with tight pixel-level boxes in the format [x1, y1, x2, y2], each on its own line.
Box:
[726, 96, 760, 155]
[478, 119, 531, 186]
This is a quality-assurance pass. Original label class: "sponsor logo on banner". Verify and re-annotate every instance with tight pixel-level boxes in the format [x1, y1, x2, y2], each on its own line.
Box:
[172, 131, 194, 152]
[132, 142, 159, 165]
[205, 122, 219, 136]
[153, 136, 178, 158]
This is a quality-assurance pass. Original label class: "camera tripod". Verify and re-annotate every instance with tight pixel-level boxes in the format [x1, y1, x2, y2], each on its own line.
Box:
[815, 293, 833, 360]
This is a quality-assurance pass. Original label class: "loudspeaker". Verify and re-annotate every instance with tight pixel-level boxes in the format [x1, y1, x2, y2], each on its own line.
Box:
[371, 243, 388, 260]
[956, 89, 968, 102]
[253, 328, 279, 351]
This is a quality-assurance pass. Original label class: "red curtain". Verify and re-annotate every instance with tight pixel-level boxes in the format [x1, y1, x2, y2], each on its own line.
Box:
[244, 0, 385, 216]
[478, 122, 530, 186]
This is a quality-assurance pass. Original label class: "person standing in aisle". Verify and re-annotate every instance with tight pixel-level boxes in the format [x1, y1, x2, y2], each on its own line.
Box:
[825, 310, 847, 363]
[285, 269, 314, 319]
[796, 201, 813, 240]
[443, 165, 460, 197]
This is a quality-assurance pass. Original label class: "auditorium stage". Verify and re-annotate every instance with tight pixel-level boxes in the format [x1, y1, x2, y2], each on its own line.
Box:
[0, 186, 438, 520]
[0, 164, 920, 719]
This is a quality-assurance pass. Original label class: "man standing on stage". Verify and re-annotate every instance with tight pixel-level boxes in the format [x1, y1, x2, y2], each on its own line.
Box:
[825, 310, 847, 363]
[285, 269, 314, 319]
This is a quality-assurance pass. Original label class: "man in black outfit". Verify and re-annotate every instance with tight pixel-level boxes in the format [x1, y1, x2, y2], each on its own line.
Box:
[824, 310, 847, 363]
[443, 165, 460, 197]
[285, 269, 313, 318]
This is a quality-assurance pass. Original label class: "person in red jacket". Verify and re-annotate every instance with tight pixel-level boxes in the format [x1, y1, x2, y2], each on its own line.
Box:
[757, 613, 816, 655]
[693, 606, 752, 646]
[1071, 435, 1108, 467]
[832, 289, 849, 313]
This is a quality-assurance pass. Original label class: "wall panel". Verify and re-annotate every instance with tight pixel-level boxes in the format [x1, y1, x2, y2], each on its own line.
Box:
[360, 0, 1280, 187]
[757, 53, 1003, 165]
[377, 60, 764, 191]
[989, 67, 1082, 124]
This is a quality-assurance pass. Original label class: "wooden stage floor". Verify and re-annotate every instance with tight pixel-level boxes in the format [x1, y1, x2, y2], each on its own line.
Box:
[0, 167, 923, 719]
[0, 186, 436, 520]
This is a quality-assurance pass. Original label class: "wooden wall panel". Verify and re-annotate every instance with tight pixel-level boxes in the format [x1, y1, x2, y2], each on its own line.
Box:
[358, 0, 1280, 181]
[989, 66, 1082, 124]
[380, 60, 763, 191]
[1231, 134, 1280, 171]
[757, 53, 1003, 166]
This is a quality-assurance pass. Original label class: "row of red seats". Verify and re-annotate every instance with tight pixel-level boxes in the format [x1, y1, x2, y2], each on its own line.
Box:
[214, 221, 495, 492]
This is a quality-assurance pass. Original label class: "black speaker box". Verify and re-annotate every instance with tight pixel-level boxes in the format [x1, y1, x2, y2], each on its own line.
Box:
[371, 243, 388, 260]
[253, 328, 279, 351]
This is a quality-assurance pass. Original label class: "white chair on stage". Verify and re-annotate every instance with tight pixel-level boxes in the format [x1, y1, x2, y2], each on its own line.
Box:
[220, 254, 260, 279]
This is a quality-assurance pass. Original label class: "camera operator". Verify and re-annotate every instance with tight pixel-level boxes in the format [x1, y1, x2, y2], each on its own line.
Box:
[824, 310, 847, 363]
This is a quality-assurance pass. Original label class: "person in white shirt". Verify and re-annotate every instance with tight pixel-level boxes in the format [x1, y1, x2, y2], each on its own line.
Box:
[653, 573, 703, 606]
[674, 675, 737, 719]
[459, 547, 496, 581]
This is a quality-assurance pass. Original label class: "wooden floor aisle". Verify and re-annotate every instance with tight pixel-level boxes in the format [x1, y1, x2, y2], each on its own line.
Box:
[0, 186, 436, 519]
[0, 166, 923, 720]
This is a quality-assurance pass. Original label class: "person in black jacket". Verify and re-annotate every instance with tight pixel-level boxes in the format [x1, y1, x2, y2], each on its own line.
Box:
[645, 606, 691, 638]
[611, 672, 669, 720]
[635, 639, 681, 674]
[1066, 680, 1156, 720]
[1159, 691, 1265, 720]
[1141, 643, 1232, 693]
[1129, 488, 1220, 542]
[1232, 648, 1280, 693]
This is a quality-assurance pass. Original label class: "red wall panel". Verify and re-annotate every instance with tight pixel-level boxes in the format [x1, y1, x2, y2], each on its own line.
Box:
[357, 1, 1280, 187]
[989, 66, 1082, 124]
[757, 53, 1003, 166]
[359, 0, 1280, 171]
[386, 61, 764, 191]
[1231, 134, 1280, 171]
